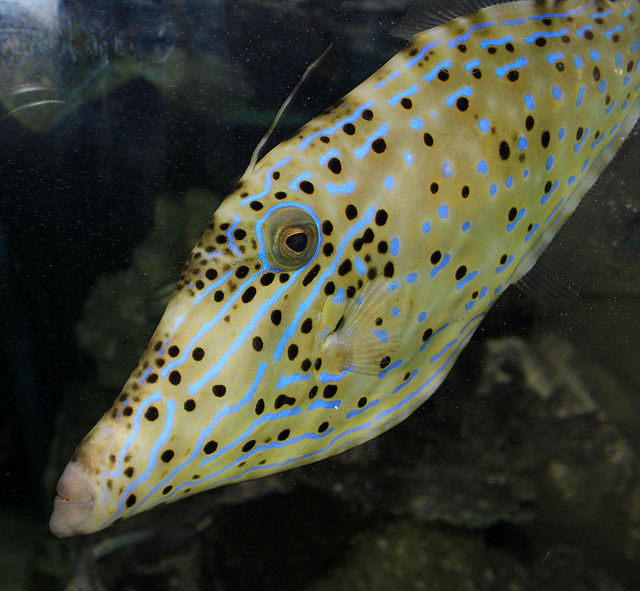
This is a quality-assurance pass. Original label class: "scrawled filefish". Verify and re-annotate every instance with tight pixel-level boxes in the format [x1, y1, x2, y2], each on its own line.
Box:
[50, 0, 640, 537]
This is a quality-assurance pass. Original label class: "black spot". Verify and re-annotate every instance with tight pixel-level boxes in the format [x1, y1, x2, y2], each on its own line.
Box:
[301, 318, 313, 333]
[214, 290, 224, 302]
[323, 384, 338, 398]
[461, 185, 470, 199]
[627, 60, 634, 73]
[184, 399, 196, 412]
[346, 286, 356, 298]
[508, 207, 518, 221]
[145, 406, 159, 421]
[125, 494, 136, 508]
[328, 158, 342, 174]
[561, 35, 570, 43]
[161, 450, 174, 463]
[255, 399, 265, 415]
[422, 328, 433, 342]
[242, 440, 256, 453]
[535, 36, 546, 47]
[430, 182, 439, 194]
[499, 141, 510, 160]
[299, 180, 314, 194]
[271, 310, 282, 325]
[322, 220, 333, 236]
[367, 268, 377, 280]
[362, 228, 374, 243]
[379, 356, 391, 369]
[123, 406, 133, 417]
[288, 344, 299, 360]
[458, 43, 467, 52]
[500, 254, 508, 265]
[544, 180, 552, 193]
[585, 30, 594, 40]
[301, 358, 312, 371]
[525, 116, 534, 131]
[154, 341, 162, 351]
[338, 259, 352, 275]
[437, 69, 450, 81]
[488, 46, 497, 54]
[472, 68, 482, 79]
[318, 421, 329, 433]
[345, 204, 358, 220]
[555, 62, 565, 72]
[250, 201, 263, 211]
[261, 272, 275, 286]
[275, 394, 296, 409]
[357, 397, 367, 408]
[343, 123, 355, 135]
[242, 286, 257, 303]
[272, 171, 280, 180]
[302, 265, 321, 287]
[162, 485, 173, 495]
[206, 269, 218, 281]
[383, 261, 395, 278]
[314, 357, 322, 370]
[456, 97, 469, 111]
[375, 209, 388, 226]
[372, 138, 387, 153]
[423, 132, 434, 147]
[430, 250, 442, 265]
[169, 371, 181, 385]
[400, 97, 413, 109]
[252, 336, 263, 352]
[455, 266, 467, 280]
[277, 429, 291, 441]
[507, 70, 519, 82]
[593, 66, 601, 81]
[378, 240, 388, 254]
[541, 130, 550, 148]
[146, 373, 158, 384]
[275, 191, 287, 200]
[168, 346, 180, 357]
[204, 440, 218, 454]
[320, 135, 330, 143]
[215, 235, 227, 244]
[323, 243, 334, 257]
[576, 127, 584, 140]
[505, 42, 514, 52]
[124, 467, 134, 477]
[195, 280, 204, 290]
[362, 109, 373, 120]
[324, 281, 335, 296]
[235, 265, 249, 279]
[308, 385, 318, 399]
[212, 384, 226, 397]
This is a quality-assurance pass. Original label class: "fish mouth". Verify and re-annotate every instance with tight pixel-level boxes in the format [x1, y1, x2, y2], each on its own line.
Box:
[2, 84, 67, 132]
[49, 461, 97, 538]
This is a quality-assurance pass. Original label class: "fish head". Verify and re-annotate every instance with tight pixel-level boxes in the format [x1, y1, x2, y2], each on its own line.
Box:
[50, 155, 420, 537]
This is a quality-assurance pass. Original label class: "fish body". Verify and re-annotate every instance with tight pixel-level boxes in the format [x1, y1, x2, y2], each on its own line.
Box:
[0, 0, 174, 132]
[50, 0, 640, 537]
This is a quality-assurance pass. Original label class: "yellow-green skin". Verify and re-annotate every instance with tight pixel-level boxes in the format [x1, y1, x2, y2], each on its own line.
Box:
[50, 0, 640, 537]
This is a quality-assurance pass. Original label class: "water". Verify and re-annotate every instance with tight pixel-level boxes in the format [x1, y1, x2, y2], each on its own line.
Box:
[1, 1, 639, 589]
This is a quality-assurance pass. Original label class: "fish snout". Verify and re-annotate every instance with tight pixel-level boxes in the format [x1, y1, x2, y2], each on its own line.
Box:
[49, 460, 97, 538]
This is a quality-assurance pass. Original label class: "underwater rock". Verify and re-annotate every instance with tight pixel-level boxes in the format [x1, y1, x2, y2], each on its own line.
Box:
[75, 189, 221, 391]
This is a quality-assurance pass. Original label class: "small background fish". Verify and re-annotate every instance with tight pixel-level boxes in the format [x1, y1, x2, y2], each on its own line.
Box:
[1, 1, 640, 590]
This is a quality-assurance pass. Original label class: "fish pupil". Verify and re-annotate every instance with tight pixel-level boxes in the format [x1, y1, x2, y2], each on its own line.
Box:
[285, 231, 308, 252]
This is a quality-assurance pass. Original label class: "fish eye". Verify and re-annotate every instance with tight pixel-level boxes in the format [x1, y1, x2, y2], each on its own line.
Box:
[264, 207, 318, 270]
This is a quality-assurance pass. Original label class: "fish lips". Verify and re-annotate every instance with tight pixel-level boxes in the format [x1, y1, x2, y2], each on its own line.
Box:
[49, 461, 97, 538]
